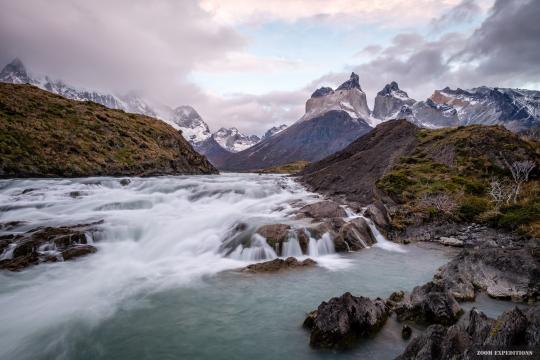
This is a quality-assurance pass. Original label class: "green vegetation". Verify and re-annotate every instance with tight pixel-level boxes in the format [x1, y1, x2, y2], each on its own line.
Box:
[0, 83, 216, 177]
[377, 125, 540, 237]
[257, 160, 310, 174]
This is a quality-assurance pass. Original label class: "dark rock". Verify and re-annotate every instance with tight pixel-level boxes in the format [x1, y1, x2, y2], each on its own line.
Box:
[241, 257, 316, 273]
[526, 307, 540, 346]
[255, 224, 291, 254]
[402, 325, 412, 340]
[396, 324, 447, 360]
[297, 201, 347, 221]
[483, 307, 528, 347]
[61, 244, 97, 261]
[394, 282, 462, 326]
[365, 203, 390, 229]
[304, 292, 388, 349]
[119, 179, 131, 186]
[434, 247, 540, 302]
[336, 217, 375, 250]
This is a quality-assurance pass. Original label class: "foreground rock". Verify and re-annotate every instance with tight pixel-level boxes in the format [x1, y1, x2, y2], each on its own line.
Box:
[392, 282, 463, 326]
[315, 217, 376, 251]
[434, 247, 540, 302]
[297, 201, 347, 221]
[0, 222, 102, 270]
[241, 257, 316, 273]
[397, 307, 540, 360]
[303, 292, 389, 349]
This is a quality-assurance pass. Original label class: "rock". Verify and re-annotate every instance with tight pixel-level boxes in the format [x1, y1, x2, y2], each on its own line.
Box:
[61, 244, 97, 261]
[365, 203, 390, 229]
[397, 306, 540, 359]
[256, 224, 291, 253]
[394, 282, 462, 326]
[241, 257, 316, 273]
[304, 292, 388, 349]
[434, 247, 540, 302]
[297, 201, 347, 221]
[336, 218, 375, 251]
[119, 179, 131, 186]
[0, 222, 102, 271]
[438, 237, 463, 247]
[402, 325, 412, 340]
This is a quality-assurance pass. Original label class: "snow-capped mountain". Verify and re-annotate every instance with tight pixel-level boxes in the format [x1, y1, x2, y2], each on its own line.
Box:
[301, 72, 374, 125]
[170, 106, 212, 144]
[372, 82, 540, 131]
[212, 127, 260, 153]
[372, 81, 416, 120]
[0, 58, 157, 118]
[262, 124, 288, 139]
[219, 73, 373, 170]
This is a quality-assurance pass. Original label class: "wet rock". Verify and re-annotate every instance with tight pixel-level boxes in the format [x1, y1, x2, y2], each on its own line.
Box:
[434, 247, 540, 302]
[365, 203, 390, 229]
[397, 307, 540, 359]
[394, 282, 462, 326]
[314, 217, 374, 252]
[256, 224, 291, 252]
[297, 201, 347, 221]
[0, 221, 102, 271]
[241, 257, 316, 273]
[61, 244, 97, 261]
[119, 179, 131, 186]
[304, 292, 388, 349]
[402, 325, 412, 340]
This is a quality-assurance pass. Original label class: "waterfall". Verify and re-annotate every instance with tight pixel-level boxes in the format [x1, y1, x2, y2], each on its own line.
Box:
[363, 217, 407, 253]
[306, 230, 335, 257]
[281, 231, 303, 257]
[229, 234, 278, 261]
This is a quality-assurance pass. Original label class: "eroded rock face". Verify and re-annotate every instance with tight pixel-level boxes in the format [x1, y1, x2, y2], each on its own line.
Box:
[434, 247, 540, 302]
[297, 201, 347, 221]
[241, 257, 316, 273]
[304, 292, 388, 349]
[397, 307, 540, 360]
[0, 222, 101, 270]
[394, 282, 463, 326]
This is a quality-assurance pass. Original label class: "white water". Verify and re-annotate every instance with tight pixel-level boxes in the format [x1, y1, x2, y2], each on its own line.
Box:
[0, 174, 405, 358]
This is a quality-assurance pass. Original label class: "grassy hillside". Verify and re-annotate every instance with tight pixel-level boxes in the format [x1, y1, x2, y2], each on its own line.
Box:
[258, 160, 310, 174]
[377, 125, 539, 237]
[0, 83, 217, 177]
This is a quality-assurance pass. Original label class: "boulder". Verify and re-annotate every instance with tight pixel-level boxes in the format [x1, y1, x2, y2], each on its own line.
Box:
[402, 325, 412, 340]
[61, 244, 97, 261]
[438, 236, 464, 247]
[394, 282, 462, 326]
[256, 224, 291, 253]
[313, 217, 375, 252]
[241, 257, 316, 273]
[434, 247, 540, 302]
[297, 201, 347, 221]
[397, 306, 540, 359]
[364, 203, 390, 229]
[304, 292, 388, 349]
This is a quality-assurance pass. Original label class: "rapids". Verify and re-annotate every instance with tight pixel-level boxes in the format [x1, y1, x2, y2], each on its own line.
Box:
[0, 174, 518, 359]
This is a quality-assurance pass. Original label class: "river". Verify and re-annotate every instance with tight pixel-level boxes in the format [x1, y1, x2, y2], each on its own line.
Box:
[0, 174, 517, 359]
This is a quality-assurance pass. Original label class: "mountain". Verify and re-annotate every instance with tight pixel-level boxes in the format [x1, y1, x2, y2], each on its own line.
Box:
[262, 124, 288, 139]
[212, 127, 260, 152]
[0, 83, 217, 177]
[301, 119, 539, 237]
[372, 81, 416, 120]
[219, 73, 373, 171]
[372, 82, 540, 131]
[169, 105, 212, 145]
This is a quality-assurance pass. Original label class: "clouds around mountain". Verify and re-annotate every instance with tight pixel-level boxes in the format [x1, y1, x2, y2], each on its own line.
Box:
[1, 0, 539, 135]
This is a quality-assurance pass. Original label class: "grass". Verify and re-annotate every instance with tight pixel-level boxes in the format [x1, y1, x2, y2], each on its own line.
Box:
[0, 83, 216, 177]
[257, 160, 310, 174]
[377, 125, 540, 237]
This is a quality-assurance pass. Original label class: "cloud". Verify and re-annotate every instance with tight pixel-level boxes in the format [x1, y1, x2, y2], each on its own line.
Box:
[199, 0, 462, 25]
[430, 0, 482, 32]
[0, 0, 244, 104]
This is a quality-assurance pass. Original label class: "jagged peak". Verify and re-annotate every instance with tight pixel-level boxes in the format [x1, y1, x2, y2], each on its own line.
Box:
[311, 86, 334, 98]
[336, 72, 361, 91]
[377, 81, 401, 96]
[0, 58, 30, 82]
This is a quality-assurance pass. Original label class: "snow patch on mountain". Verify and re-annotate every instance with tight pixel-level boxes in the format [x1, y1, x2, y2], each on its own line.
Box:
[170, 106, 212, 144]
[212, 127, 261, 153]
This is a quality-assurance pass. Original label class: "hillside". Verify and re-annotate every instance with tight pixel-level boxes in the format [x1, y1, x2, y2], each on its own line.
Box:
[301, 120, 540, 237]
[0, 83, 217, 177]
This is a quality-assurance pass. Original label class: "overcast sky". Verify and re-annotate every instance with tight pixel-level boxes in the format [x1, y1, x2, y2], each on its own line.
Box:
[1, 0, 539, 135]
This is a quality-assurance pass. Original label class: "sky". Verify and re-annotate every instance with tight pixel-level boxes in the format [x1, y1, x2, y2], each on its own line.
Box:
[1, 0, 539, 135]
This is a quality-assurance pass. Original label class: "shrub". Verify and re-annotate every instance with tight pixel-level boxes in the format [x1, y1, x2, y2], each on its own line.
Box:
[457, 197, 489, 222]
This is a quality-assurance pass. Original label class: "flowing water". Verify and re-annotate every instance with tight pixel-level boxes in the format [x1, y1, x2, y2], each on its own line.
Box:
[0, 174, 518, 360]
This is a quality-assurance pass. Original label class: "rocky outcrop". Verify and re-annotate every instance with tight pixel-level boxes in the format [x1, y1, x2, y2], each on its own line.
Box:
[300, 119, 418, 205]
[434, 247, 540, 302]
[241, 257, 316, 273]
[0, 222, 102, 270]
[315, 217, 376, 251]
[397, 307, 540, 360]
[303, 292, 389, 349]
[297, 201, 347, 221]
[372, 81, 416, 120]
[393, 282, 463, 326]
[0, 83, 218, 177]
[255, 224, 309, 254]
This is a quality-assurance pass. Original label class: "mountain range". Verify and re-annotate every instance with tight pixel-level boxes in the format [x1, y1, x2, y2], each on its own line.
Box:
[3, 58, 539, 171]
